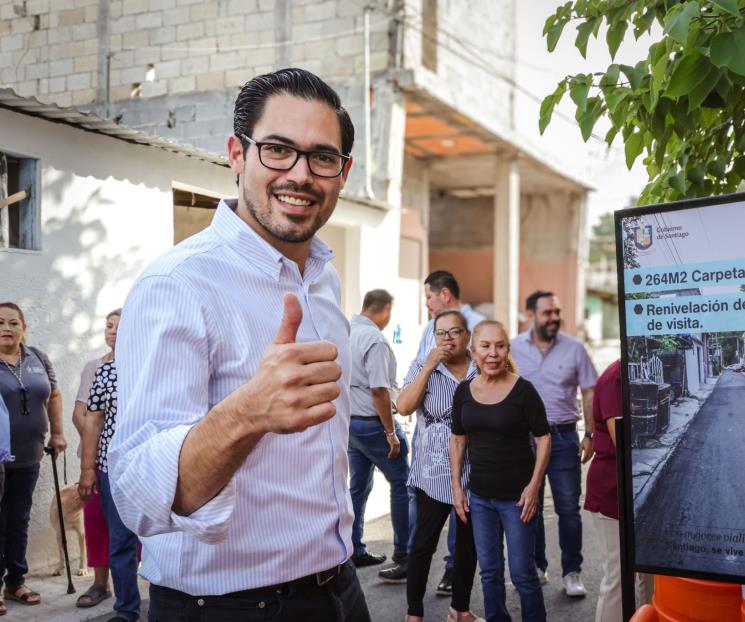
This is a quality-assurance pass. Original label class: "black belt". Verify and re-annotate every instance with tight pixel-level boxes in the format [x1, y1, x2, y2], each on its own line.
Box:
[548, 422, 577, 434]
[350, 415, 379, 421]
[226, 563, 345, 597]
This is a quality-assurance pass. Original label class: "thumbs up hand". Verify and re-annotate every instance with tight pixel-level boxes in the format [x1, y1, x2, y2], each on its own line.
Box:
[223, 293, 342, 435]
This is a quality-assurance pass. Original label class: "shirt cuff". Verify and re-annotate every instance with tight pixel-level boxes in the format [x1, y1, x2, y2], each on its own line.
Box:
[110, 423, 237, 544]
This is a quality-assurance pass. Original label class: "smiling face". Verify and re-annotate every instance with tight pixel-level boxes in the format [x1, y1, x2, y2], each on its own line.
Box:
[529, 295, 562, 341]
[0, 306, 26, 353]
[472, 323, 511, 378]
[104, 314, 120, 351]
[228, 93, 352, 258]
[434, 312, 470, 358]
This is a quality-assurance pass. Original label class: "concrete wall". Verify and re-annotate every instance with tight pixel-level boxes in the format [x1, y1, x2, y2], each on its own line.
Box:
[401, 0, 515, 140]
[0, 107, 236, 572]
[0, 0, 392, 197]
[519, 190, 585, 335]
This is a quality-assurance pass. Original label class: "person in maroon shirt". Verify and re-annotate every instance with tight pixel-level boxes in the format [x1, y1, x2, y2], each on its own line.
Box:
[584, 360, 653, 621]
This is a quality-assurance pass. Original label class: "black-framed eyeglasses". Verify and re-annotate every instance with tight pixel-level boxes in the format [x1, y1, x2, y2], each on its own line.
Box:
[434, 327, 467, 339]
[240, 134, 350, 178]
[20, 386, 29, 416]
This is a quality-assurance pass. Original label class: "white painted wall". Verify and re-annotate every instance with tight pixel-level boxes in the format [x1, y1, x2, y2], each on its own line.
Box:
[1, 108, 408, 574]
[0, 108, 236, 572]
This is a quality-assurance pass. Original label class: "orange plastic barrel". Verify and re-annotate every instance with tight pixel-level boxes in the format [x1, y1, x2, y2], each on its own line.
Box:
[630, 576, 744, 622]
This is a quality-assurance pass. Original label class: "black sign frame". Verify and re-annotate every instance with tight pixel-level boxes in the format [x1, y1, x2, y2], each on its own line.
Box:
[614, 190, 745, 585]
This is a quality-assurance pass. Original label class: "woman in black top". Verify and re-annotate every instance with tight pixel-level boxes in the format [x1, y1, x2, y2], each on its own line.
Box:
[450, 320, 551, 622]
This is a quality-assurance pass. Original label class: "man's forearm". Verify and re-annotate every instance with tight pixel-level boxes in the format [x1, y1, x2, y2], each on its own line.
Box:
[582, 388, 594, 433]
[172, 400, 264, 517]
[371, 388, 394, 432]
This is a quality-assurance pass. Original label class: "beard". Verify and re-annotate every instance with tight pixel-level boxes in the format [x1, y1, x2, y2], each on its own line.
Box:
[242, 182, 329, 243]
[536, 320, 560, 341]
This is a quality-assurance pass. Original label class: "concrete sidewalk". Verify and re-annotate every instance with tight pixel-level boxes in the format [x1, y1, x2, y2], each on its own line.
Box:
[3, 573, 150, 622]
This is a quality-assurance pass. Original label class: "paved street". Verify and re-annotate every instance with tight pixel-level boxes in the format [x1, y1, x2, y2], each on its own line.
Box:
[357, 489, 604, 622]
[20, 472, 606, 622]
[635, 369, 745, 576]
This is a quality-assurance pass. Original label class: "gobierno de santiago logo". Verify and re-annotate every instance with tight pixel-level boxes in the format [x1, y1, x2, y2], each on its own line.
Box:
[630, 222, 690, 252]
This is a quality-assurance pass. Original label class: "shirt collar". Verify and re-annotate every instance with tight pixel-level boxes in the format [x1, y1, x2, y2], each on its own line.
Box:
[522, 328, 562, 351]
[210, 199, 335, 282]
[351, 315, 379, 330]
[435, 358, 477, 382]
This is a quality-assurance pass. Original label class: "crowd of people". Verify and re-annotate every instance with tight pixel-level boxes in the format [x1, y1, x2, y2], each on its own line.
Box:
[0, 68, 644, 622]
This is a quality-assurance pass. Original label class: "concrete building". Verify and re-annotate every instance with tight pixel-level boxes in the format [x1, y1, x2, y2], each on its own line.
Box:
[1, 0, 594, 572]
[0, 88, 239, 571]
[1, 0, 591, 335]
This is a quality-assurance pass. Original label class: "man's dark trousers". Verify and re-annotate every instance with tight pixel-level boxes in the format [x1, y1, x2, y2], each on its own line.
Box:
[148, 560, 371, 622]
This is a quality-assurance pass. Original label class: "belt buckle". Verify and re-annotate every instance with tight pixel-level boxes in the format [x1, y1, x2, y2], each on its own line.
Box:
[315, 565, 341, 587]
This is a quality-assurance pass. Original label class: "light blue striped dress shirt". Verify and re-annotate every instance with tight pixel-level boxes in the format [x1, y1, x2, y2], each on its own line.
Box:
[107, 199, 354, 595]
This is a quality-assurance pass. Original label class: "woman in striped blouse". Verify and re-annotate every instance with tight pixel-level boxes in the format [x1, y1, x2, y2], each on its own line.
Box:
[397, 310, 483, 622]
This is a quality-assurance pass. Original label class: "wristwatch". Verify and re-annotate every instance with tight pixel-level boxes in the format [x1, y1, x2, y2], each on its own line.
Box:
[584, 431, 593, 439]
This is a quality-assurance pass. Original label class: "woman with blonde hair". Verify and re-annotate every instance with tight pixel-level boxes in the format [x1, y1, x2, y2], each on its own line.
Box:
[451, 320, 551, 622]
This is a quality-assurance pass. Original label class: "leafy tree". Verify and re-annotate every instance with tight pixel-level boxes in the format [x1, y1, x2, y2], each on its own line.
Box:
[539, 0, 745, 205]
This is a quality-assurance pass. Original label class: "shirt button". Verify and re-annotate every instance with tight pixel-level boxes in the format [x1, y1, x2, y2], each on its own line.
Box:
[258, 601, 266, 609]
[197, 598, 205, 606]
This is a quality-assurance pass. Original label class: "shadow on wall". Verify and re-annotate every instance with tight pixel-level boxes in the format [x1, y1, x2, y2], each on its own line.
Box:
[4, 170, 147, 574]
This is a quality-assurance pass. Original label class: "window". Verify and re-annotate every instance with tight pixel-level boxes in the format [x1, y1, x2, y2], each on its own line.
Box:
[0, 152, 39, 250]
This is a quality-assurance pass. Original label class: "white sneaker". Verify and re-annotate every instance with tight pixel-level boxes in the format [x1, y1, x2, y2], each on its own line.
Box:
[536, 567, 549, 585]
[562, 571, 587, 597]
[446, 608, 485, 622]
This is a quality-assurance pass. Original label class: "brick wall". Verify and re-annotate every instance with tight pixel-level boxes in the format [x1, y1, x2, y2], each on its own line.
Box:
[0, 0, 391, 109]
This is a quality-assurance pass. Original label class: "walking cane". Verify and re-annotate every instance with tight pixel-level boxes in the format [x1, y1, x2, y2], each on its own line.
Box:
[45, 446, 75, 594]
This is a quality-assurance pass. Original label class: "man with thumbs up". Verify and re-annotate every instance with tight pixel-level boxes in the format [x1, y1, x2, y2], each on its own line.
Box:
[107, 69, 370, 622]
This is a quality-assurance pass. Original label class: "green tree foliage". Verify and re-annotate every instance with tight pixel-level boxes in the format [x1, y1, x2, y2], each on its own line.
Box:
[539, 0, 745, 205]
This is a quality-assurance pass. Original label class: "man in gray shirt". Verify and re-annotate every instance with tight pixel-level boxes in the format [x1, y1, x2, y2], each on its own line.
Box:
[348, 289, 409, 573]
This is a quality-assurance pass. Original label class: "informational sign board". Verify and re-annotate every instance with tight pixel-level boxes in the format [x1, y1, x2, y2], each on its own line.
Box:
[615, 192, 745, 583]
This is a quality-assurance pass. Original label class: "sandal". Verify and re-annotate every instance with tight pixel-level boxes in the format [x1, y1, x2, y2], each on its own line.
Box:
[3, 585, 41, 606]
[76, 584, 112, 608]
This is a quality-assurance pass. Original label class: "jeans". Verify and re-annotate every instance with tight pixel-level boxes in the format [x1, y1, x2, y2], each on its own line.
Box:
[348, 418, 409, 560]
[147, 560, 371, 622]
[99, 470, 141, 621]
[0, 464, 40, 589]
[406, 488, 477, 617]
[534, 429, 582, 576]
[470, 492, 546, 622]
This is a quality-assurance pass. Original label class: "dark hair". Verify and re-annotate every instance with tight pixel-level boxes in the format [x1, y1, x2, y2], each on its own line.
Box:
[234, 68, 355, 156]
[0, 302, 26, 326]
[433, 309, 467, 331]
[362, 289, 393, 313]
[525, 290, 554, 311]
[424, 270, 460, 300]
[106, 308, 122, 320]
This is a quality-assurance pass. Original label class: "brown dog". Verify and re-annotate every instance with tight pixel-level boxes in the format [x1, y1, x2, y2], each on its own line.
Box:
[49, 483, 88, 576]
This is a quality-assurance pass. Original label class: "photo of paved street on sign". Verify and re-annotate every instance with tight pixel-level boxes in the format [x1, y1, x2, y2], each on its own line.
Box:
[633, 361, 745, 575]
[621, 200, 745, 580]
